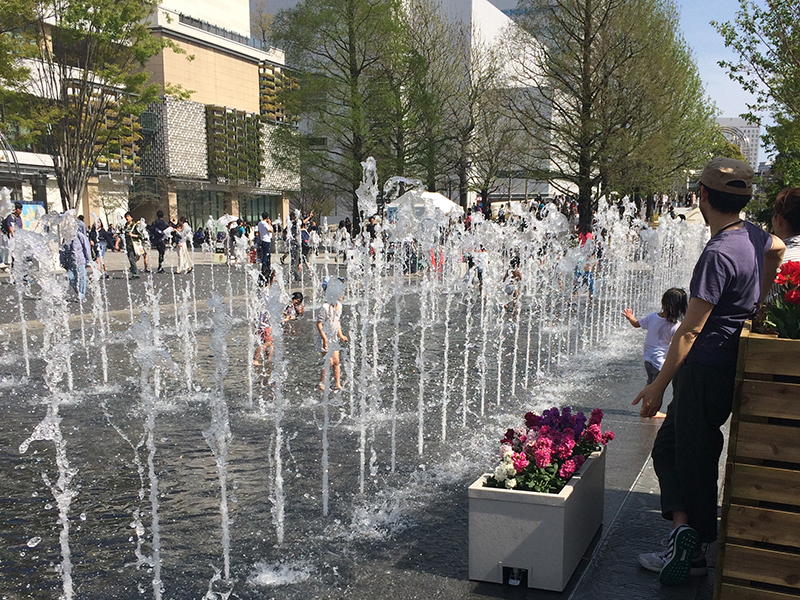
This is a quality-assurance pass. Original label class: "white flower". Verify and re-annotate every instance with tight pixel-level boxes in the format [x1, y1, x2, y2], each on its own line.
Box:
[504, 463, 517, 478]
[493, 465, 507, 482]
[505, 478, 517, 489]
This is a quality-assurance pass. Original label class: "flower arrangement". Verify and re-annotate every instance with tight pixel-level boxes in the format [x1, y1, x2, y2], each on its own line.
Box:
[763, 261, 800, 339]
[484, 406, 614, 494]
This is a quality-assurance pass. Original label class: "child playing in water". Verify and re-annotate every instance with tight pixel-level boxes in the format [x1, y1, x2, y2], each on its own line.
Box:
[317, 278, 348, 390]
[282, 291, 305, 323]
[622, 288, 688, 418]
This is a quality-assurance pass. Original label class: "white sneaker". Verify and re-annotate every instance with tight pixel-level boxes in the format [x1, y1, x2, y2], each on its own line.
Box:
[638, 527, 707, 584]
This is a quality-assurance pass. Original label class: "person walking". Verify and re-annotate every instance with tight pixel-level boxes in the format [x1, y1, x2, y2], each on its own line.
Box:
[176, 217, 194, 274]
[633, 158, 785, 586]
[1, 201, 23, 269]
[123, 212, 141, 278]
[151, 210, 169, 273]
[62, 225, 93, 302]
[257, 212, 273, 285]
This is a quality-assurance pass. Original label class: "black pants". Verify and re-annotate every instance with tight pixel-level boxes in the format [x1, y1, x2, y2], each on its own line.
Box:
[126, 246, 138, 274]
[259, 240, 272, 285]
[652, 362, 735, 543]
[155, 242, 166, 269]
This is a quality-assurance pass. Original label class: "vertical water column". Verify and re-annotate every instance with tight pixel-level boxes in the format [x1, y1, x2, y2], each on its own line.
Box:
[20, 250, 76, 599]
[129, 295, 172, 600]
[204, 295, 234, 584]
[263, 275, 290, 543]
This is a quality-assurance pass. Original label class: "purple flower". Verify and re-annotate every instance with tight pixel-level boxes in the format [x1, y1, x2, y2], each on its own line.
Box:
[524, 411, 540, 429]
[501, 428, 515, 445]
[572, 411, 587, 439]
[573, 454, 586, 470]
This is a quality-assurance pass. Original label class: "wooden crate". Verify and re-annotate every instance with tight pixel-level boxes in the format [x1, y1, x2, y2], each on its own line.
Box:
[715, 322, 800, 600]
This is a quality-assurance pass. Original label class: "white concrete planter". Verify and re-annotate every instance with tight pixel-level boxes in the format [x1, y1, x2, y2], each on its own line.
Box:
[468, 445, 606, 591]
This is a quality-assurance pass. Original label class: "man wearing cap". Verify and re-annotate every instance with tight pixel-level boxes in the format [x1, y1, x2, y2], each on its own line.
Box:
[633, 157, 785, 585]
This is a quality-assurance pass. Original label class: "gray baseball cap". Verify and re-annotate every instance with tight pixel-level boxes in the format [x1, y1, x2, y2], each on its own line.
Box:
[699, 157, 753, 196]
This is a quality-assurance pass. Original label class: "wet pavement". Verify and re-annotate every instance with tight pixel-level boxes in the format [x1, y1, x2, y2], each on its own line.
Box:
[0, 249, 722, 600]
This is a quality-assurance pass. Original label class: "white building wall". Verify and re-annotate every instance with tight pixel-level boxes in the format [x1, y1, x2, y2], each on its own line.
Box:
[160, 0, 250, 37]
[716, 117, 760, 169]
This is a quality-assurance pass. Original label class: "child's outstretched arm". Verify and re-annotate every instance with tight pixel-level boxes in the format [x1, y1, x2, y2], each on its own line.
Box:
[622, 308, 640, 328]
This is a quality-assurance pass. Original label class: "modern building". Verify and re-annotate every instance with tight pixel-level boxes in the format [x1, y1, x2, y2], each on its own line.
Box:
[717, 117, 760, 170]
[136, 3, 299, 228]
[1, 0, 299, 229]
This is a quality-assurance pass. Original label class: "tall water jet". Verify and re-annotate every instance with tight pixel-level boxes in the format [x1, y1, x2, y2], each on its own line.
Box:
[204, 294, 234, 585]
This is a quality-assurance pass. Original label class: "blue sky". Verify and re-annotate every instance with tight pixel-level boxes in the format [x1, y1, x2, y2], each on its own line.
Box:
[676, 0, 768, 159]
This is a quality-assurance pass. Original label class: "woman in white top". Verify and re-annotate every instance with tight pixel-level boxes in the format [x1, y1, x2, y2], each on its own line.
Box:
[177, 217, 194, 274]
[772, 187, 800, 264]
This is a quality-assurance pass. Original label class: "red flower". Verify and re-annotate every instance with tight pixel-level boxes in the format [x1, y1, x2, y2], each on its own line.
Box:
[776, 261, 800, 286]
[785, 288, 800, 305]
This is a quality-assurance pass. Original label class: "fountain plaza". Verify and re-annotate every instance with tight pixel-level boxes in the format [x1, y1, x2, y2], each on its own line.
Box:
[0, 186, 716, 600]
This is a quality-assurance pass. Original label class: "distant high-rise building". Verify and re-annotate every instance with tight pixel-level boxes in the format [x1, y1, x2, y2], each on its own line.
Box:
[716, 117, 760, 169]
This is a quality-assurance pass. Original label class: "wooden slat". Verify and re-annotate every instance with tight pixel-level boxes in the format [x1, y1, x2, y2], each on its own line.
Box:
[741, 380, 800, 420]
[720, 582, 800, 600]
[726, 504, 800, 547]
[743, 335, 800, 378]
[736, 422, 800, 463]
[723, 544, 800, 588]
[729, 464, 800, 505]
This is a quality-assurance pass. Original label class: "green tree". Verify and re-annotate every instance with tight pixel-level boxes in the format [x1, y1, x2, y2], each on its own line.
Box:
[271, 0, 403, 229]
[1, 0, 183, 210]
[507, 0, 715, 226]
[714, 0, 800, 226]
[0, 0, 36, 91]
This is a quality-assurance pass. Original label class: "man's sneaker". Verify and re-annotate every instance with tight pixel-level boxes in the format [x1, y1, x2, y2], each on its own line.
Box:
[637, 525, 701, 585]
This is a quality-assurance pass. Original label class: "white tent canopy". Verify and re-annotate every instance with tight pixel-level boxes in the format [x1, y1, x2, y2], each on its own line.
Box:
[388, 190, 464, 217]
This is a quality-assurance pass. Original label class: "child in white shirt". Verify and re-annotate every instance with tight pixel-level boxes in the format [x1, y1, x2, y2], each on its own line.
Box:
[623, 288, 688, 417]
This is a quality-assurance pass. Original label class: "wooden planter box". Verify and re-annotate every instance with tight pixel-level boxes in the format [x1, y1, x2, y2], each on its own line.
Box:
[468, 446, 605, 592]
[715, 322, 800, 600]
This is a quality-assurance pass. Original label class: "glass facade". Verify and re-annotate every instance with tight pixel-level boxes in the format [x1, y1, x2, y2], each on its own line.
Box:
[175, 189, 281, 230]
[239, 194, 281, 226]
[176, 188, 227, 230]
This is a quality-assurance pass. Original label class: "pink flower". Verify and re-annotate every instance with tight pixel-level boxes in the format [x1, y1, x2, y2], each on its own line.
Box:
[583, 423, 602, 444]
[602, 431, 615, 444]
[559, 459, 577, 479]
[512, 452, 529, 473]
[554, 430, 576, 460]
[533, 438, 553, 468]
[573, 454, 586, 470]
[588, 408, 603, 426]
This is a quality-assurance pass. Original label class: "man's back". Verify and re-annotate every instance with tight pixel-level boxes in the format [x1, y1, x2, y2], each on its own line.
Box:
[687, 221, 772, 367]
